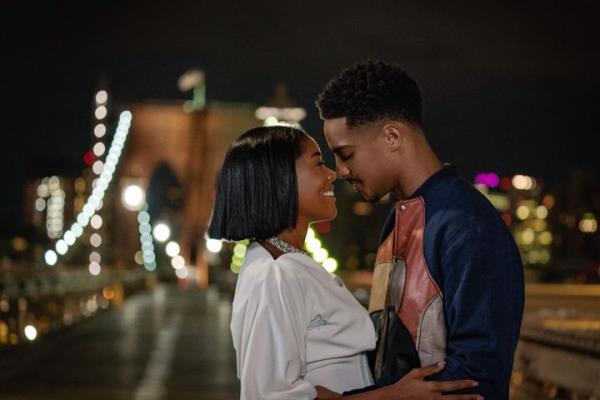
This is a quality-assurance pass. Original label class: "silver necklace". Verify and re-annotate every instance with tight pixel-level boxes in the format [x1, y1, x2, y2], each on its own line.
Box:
[266, 237, 308, 255]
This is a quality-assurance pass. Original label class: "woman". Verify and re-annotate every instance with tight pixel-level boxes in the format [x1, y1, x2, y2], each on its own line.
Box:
[208, 126, 481, 399]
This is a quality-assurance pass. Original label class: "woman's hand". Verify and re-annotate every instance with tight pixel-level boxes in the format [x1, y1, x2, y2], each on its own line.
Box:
[386, 362, 483, 400]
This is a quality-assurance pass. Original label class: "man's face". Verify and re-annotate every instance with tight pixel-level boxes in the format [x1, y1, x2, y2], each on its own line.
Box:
[323, 117, 395, 202]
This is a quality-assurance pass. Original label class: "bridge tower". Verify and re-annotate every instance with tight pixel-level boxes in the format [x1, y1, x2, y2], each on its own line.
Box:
[114, 101, 258, 287]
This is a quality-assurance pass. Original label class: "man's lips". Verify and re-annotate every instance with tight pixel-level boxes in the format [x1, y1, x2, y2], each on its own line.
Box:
[345, 179, 362, 191]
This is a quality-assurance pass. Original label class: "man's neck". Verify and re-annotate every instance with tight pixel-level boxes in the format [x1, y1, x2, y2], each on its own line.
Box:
[394, 148, 443, 199]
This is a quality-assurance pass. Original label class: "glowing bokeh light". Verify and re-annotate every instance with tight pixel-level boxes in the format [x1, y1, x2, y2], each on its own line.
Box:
[89, 262, 101, 276]
[323, 258, 338, 273]
[122, 185, 145, 211]
[516, 205, 530, 220]
[95, 90, 108, 105]
[153, 223, 171, 242]
[474, 172, 500, 188]
[95, 106, 107, 120]
[171, 255, 185, 269]
[166, 241, 181, 257]
[206, 238, 223, 253]
[24, 325, 38, 341]
[45, 250, 57, 266]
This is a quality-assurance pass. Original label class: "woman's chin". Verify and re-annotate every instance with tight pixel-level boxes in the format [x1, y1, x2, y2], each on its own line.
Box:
[312, 208, 338, 223]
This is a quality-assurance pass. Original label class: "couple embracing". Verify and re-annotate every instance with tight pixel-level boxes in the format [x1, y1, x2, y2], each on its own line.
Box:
[208, 61, 524, 400]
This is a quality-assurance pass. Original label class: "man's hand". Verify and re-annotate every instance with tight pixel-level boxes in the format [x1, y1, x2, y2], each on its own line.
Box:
[315, 363, 482, 400]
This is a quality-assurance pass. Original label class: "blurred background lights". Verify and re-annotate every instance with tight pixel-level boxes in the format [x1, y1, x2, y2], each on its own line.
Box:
[55, 240, 68, 255]
[522, 228, 535, 245]
[89, 251, 101, 263]
[24, 325, 38, 341]
[516, 205, 530, 220]
[264, 116, 279, 126]
[35, 198, 46, 212]
[579, 213, 598, 233]
[314, 248, 329, 263]
[92, 160, 104, 175]
[230, 240, 249, 273]
[89, 262, 101, 276]
[539, 231, 554, 245]
[512, 174, 536, 191]
[43, 111, 133, 265]
[95, 105, 107, 119]
[542, 194, 555, 209]
[93, 142, 106, 157]
[90, 233, 102, 247]
[95, 90, 108, 104]
[166, 241, 181, 257]
[45, 250, 57, 266]
[153, 222, 171, 242]
[175, 267, 189, 279]
[206, 238, 223, 253]
[134, 251, 144, 265]
[122, 184, 145, 211]
[323, 258, 338, 273]
[72, 223, 83, 237]
[535, 206, 549, 219]
[233, 243, 247, 258]
[90, 215, 103, 229]
[171, 255, 185, 269]
[94, 123, 106, 138]
[306, 238, 321, 253]
[474, 172, 500, 188]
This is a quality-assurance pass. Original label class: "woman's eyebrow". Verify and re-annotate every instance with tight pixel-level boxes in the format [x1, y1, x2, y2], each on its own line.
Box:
[311, 151, 322, 158]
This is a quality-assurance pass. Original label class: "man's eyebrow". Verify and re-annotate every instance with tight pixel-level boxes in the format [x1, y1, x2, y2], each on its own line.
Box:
[332, 145, 353, 153]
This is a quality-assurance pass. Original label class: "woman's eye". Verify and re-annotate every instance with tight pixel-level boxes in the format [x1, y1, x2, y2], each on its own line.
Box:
[317, 160, 325, 166]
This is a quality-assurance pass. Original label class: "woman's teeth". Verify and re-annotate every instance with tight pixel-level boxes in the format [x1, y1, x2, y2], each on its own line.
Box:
[323, 190, 335, 197]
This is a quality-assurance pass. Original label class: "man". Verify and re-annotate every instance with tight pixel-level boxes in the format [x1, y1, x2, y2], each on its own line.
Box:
[315, 60, 524, 399]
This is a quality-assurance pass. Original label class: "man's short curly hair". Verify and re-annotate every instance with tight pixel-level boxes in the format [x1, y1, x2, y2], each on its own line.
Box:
[315, 60, 422, 128]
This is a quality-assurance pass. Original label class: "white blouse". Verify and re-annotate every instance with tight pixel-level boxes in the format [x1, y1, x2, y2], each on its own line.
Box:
[231, 242, 376, 399]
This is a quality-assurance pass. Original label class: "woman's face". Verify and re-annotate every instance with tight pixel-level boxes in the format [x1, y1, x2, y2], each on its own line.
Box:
[296, 137, 337, 223]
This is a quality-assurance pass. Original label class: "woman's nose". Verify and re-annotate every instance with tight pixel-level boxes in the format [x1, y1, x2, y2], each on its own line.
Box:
[327, 168, 337, 182]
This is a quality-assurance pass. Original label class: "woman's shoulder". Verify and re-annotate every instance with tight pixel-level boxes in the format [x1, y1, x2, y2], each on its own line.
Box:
[240, 243, 314, 285]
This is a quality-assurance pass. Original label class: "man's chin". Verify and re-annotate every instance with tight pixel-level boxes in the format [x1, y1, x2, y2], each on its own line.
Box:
[360, 190, 381, 203]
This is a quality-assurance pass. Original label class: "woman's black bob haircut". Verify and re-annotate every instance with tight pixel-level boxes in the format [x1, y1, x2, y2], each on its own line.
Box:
[208, 125, 308, 241]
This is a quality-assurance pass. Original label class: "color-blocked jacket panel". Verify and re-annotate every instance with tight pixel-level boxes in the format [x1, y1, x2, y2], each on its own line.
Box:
[376, 199, 447, 367]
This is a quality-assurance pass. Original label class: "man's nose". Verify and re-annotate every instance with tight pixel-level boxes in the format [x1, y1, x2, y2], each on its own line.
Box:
[336, 163, 351, 178]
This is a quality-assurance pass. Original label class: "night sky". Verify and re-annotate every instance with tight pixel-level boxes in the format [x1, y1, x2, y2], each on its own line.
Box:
[2, 1, 598, 235]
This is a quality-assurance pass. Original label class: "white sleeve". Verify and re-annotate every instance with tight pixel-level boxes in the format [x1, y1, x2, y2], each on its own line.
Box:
[235, 262, 316, 400]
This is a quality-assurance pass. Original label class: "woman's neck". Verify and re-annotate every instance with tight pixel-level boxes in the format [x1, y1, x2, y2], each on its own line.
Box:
[258, 219, 308, 259]
[276, 219, 309, 249]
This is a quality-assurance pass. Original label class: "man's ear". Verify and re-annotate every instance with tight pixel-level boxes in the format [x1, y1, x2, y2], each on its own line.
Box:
[382, 122, 404, 151]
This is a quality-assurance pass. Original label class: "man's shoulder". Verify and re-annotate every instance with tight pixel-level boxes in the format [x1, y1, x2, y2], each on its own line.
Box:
[425, 175, 500, 220]
[421, 175, 511, 244]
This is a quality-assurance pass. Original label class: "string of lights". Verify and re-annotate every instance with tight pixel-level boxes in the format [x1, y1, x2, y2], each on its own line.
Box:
[88, 89, 110, 276]
[44, 111, 133, 267]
